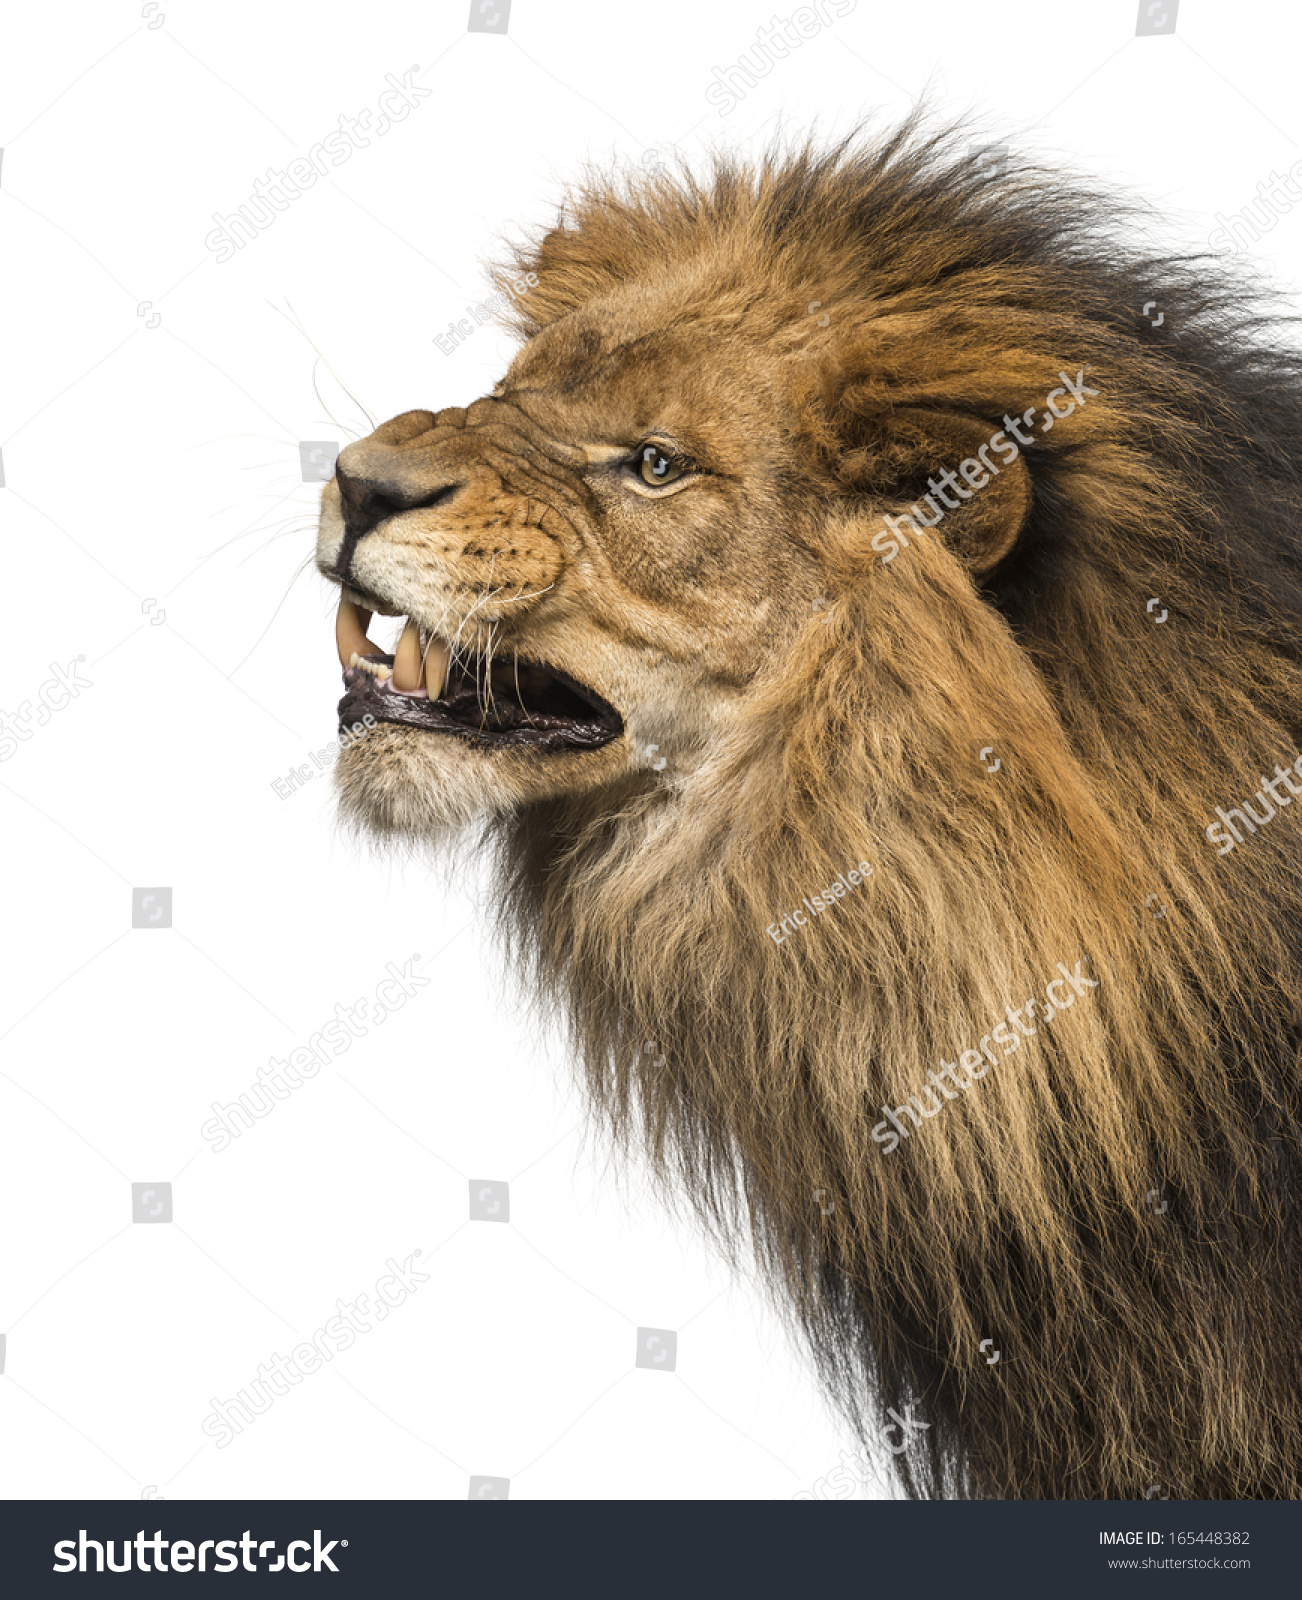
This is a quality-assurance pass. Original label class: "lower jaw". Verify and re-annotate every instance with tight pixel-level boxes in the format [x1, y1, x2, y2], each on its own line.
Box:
[330, 726, 516, 842]
[337, 655, 624, 754]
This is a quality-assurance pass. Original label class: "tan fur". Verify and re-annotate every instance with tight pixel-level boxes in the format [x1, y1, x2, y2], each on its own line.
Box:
[316, 117, 1302, 1498]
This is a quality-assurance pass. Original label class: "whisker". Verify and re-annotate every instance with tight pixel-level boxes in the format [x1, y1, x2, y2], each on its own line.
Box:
[190, 433, 299, 450]
[498, 580, 557, 606]
[268, 298, 378, 435]
[236, 523, 320, 567]
[226, 553, 317, 678]
[177, 497, 314, 587]
[212, 490, 317, 516]
[510, 646, 541, 728]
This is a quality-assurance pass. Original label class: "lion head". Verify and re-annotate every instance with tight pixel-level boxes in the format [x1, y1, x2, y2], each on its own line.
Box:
[315, 119, 1302, 1499]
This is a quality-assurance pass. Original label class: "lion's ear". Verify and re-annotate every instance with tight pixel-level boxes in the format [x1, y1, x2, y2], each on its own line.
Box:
[838, 406, 1033, 577]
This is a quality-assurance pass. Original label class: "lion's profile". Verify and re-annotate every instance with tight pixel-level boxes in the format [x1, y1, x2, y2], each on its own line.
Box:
[315, 116, 1302, 1499]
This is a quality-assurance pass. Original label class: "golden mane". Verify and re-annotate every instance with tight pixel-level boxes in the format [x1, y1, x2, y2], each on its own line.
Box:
[477, 118, 1302, 1498]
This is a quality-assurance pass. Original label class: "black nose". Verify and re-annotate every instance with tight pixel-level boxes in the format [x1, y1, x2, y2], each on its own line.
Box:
[333, 457, 459, 543]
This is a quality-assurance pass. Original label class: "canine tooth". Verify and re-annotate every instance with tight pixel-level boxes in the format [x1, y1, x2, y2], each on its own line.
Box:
[424, 637, 452, 700]
[393, 618, 427, 694]
[335, 594, 381, 669]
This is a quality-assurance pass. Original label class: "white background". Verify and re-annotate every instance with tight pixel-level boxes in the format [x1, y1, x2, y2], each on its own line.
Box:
[2, 0, 1300, 1502]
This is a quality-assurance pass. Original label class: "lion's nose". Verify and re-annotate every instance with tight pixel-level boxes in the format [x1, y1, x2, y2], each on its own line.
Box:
[333, 446, 461, 542]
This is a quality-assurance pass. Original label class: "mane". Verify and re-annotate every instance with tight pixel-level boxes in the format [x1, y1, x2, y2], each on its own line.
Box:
[485, 116, 1302, 1498]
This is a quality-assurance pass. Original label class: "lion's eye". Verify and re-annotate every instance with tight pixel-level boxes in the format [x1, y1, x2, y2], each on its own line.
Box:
[637, 444, 686, 487]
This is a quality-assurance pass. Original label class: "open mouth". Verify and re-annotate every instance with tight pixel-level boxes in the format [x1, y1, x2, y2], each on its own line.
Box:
[333, 590, 624, 753]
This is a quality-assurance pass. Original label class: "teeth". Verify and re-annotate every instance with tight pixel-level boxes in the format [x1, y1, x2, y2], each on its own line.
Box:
[422, 634, 452, 701]
[393, 618, 426, 695]
[335, 594, 382, 668]
[336, 589, 450, 696]
[350, 653, 391, 681]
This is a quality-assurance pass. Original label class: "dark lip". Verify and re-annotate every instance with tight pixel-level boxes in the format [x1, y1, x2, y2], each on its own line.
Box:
[337, 653, 625, 754]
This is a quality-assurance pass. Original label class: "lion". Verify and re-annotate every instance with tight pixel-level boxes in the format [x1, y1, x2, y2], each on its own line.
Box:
[314, 116, 1302, 1499]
